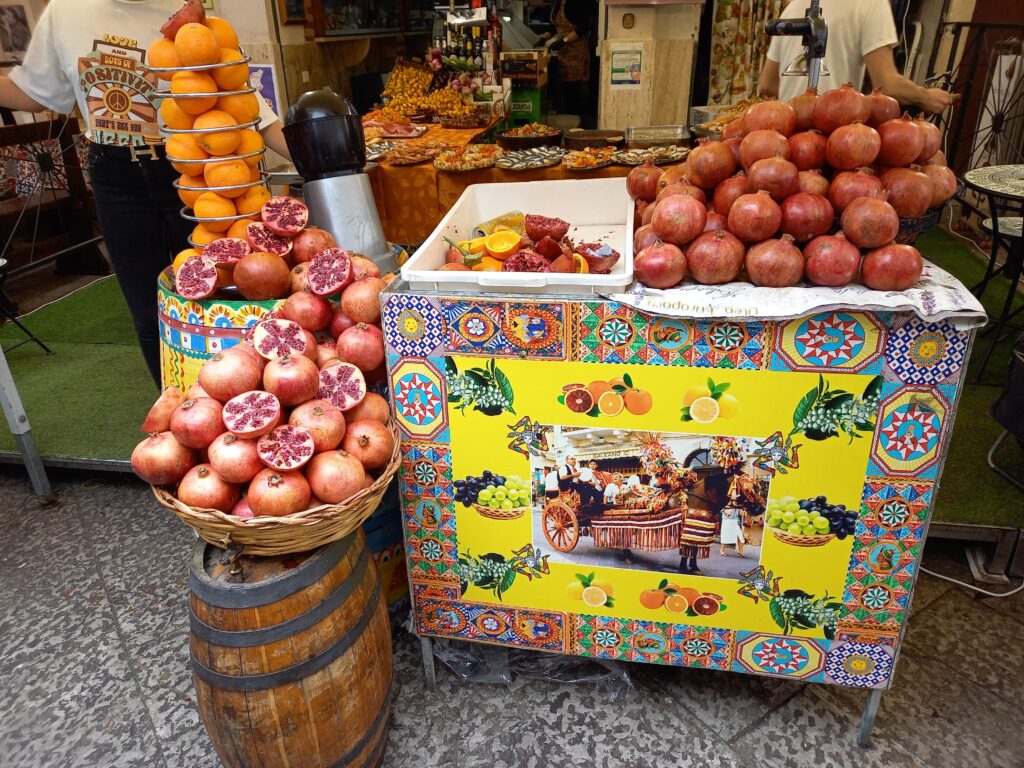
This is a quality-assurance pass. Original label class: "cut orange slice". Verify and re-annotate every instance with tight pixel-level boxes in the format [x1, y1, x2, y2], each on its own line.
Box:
[597, 391, 624, 417]
[472, 255, 503, 272]
[665, 594, 690, 614]
[484, 230, 522, 260]
[572, 253, 590, 273]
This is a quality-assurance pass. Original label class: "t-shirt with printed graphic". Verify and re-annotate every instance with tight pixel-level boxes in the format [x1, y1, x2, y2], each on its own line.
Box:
[9, 0, 277, 148]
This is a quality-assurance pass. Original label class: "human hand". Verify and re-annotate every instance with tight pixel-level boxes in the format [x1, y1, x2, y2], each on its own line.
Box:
[919, 87, 954, 115]
[545, 36, 563, 51]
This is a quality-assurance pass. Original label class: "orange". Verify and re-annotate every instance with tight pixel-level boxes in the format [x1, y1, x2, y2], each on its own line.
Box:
[472, 256, 503, 272]
[227, 217, 256, 239]
[235, 128, 265, 166]
[484, 230, 521, 260]
[165, 133, 209, 175]
[177, 173, 207, 207]
[597, 390, 624, 417]
[203, 159, 250, 198]
[676, 586, 701, 605]
[640, 589, 667, 610]
[212, 48, 249, 91]
[571, 253, 589, 273]
[623, 389, 653, 415]
[160, 98, 194, 131]
[193, 191, 236, 231]
[193, 109, 241, 156]
[215, 264, 235, 289]
[174, 22, 220, 67]
[664, 594, 690, 614]
[172, 248, 201, 275]
[608, 377, 626, 389]
[191, 223, 220, 247]
[235, 184, 270, 216]
[204, 16, 240, 50]
[146, 38, 182, 77]
[249, 165, 261, 183]
[217, 92, 261, 125]
[170, 70, 219, 115]
[586, 380, 613, 402]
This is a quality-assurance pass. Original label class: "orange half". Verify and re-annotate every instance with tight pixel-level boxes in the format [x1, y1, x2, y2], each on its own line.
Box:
[484, 230, 521, 260]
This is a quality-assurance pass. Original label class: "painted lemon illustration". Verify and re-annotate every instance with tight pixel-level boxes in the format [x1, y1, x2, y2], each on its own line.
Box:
[581, 586, 609, 607]
[688, 396, 720, 423]
[565, 580, 585, 600]
[590, 578, 615, 597]
[682, 378, 733, 424]
[682, 384, 711, 406]
[717, 392, 741, 418]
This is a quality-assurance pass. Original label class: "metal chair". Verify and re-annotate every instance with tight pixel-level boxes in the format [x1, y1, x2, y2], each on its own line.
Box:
[988, 331, 1024, 491]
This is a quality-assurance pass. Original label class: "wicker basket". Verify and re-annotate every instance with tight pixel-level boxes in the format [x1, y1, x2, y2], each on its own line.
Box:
[154, 422, 402, 556]
[471, 502, 530, 521]
[768, 526, 836, 548]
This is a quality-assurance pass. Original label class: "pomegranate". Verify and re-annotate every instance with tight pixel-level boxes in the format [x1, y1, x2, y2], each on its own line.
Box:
[203, 237, 250, 268]
[252, 318, 310, 360]
[198, 351, 261, 402]
[727, 191, 782, 242]
[721, 117, 744, 140]
[261, 196, 308, 237]
[316, 342, 339, 368]
[867, 88, 900, 127]
[686, 230, 746, 285]
[656, 182, 706, 205]
[280, 292, 331, 332]
[131, 431, 196, 485]
[141, 386, 185, 433]
[641, 202, 657, 226]
[798, 170, 830, 196]
[658, 162, 689, 190]
[344, 392, 390, 425]
[290, 399, 346, 452]
[177, 464, 240, 513]
[233, 251, 290, 300]
[742, 99, 797, 137]
[633, 224, 660, 253]
[227, 342, 266, 371]
[788, 86, 819, 131]
[350, 255, 382, 281]
[876, 115, 925, 167]
[921, 165, 957, 208]
[330, 310, 357, 339]
[247, 468, 311, 516]
[788, 130, 827, 171]
[882, 167, 934, 218]
[652, 194, 706, 245]
[914, 119, 942, 164]
[825, 122, 881, 170]
[161, 0, 205, 39]
[306, 450, 367, 504]
[169, 397, 223, 449]
[342, 419, 394, 470]
[926, 149, 947, 167]
[256, 424, 316, 471]
[524, 214, 570, 242]
[713, 174, 748, 218]
[207, 432, 263, 483]
[804, 234, 862, 286]
[723, 137, 742, 165]
[686, 140, 737, 190]
[175, 255, 219, 300]
[626, 159, 663, 202]
[577, 242, 621, 273]
[862, 243, 923, 290]
[739, 129, 789, 169]
[746, 157, 799, 202]
[186, 383, 210, 399]
[222, 390, 282, 438]
[812, 83, 870, 134]
[341, 277, 386, 324]
[634, 241, 687, 288]
[704, 211, 727, 233]
[781, 193, 834, 243]
[828, 168, 883, 213]
[306, 247, 353, 297]
[336, 323, 385, 372]
[231, 496, 255, 519]
[745, 235, 804, 287]
[291, 227, 336, 263]
[246, 222, 293, 258]
[841, 197, 900, 248]
[263, 353, 320, 405]
[317, 361, 367, 412]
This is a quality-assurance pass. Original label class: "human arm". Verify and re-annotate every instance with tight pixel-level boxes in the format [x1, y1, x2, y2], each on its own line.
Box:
[0, 76, 46, 112]
[863, 46, 953, 115]
[757, 58, 780, 99]
[258, 120, 292, 161]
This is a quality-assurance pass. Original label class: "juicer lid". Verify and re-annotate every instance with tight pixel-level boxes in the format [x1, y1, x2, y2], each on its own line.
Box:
[285, 86, 360, 125]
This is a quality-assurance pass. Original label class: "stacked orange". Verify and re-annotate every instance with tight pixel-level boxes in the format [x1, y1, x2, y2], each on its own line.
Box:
[148, 12, 268, 248]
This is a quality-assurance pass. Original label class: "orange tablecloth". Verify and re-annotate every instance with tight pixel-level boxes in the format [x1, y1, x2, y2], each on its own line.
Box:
[366, 125, 631, 245]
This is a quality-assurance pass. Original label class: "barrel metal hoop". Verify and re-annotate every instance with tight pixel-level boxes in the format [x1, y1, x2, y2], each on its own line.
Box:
[190, 579, 382, 691]
[189, 545, 371, 647]
[189, 534, 354, 609]
[328, 690, 392, 768]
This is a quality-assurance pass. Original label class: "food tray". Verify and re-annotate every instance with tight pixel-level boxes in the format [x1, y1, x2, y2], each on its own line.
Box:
[496, 146, 566, 170]
[401, 177, 634, 296]
[624, 125, 690, 149]
[564, 129, 626, 150]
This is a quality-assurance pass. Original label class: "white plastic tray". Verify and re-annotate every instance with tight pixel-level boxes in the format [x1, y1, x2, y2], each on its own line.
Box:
[401, 177, 634, 295]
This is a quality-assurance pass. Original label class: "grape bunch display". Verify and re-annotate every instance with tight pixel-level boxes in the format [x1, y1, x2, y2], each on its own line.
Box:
[766, 495, 858, 539]
[454, 471, 531, 511]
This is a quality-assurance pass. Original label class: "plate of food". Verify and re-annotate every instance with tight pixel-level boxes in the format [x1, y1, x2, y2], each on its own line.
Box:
[365, 139, 395, 163]
[434, 144, 503, 171]
[562, 146, 616, 171]
[384, 141, 450, 166]
[496, 122, 563, 150]
[379, 124, 428, 139]
[612, 145, 690, 165]
[495, 146, 566, 170]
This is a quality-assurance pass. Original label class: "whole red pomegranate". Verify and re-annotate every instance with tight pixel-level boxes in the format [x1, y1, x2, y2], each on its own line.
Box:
[882, 167, 934, 218]
[685, 230, 746, 285]
[861, 243, 923, 290]
[914, 119, 942, 164]
[788, 130, 827, 171]
[789, 86, 819, 131]
[703, 211, 727, 232]
[342, 419, 394, 470]
[727, 191, 782, 242]
[652, 194, 707, 245]
[634, 241, 687, 288]
[344, 392, 390, 425]
[812, 83, 870, 134]
[867, 88, 900, 127]
[825, 122, 881, 170]
[658, 162, 689, 191]
[281, 291, 333, 332]
[291, 227, 337, 263]
[177, 464, 240, 513]
[828, 168, 883, 213]
[739, 129, 790, 169]
[626, 159, 663, 202]
[742, 100, 797, 137]
[233, 251, 291, 301]
[781, 193, 834, 243]
[341, 277, 386, 324]
[721, 117, 744, 140]
[921, 165, 957, 208]
[131, 432, 196, 485]
[746, 157, 799, 202]
[330, 309, 357, 338]
[804, 234, 862, 287]
[290, 398, 346, 452]
[744, 235, 804, 287]
[712, 174, 748, 218]
[247, 469, 311, 517]
[263, 353, 320, 406]
[798, 170, 830, 196]
[841, 197, 900, 248]
[170, 397, 223, 449]
[656, 182, 706, 205]
[687, 140, 738, 189]
[633, 224, 660, 253]
[198, 351, 262, 403]
[207, 432, 263, 483]
[306, 449, 367, 504]
[723, 137, 742, 165]
[336, 323, 385, 372]
[875, 115, 925, 167]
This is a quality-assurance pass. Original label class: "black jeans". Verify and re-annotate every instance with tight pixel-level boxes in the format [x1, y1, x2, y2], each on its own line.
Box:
[87, 144, 192, 387]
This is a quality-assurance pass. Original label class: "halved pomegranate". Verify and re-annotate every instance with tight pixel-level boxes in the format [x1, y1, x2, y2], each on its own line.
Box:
[222, 390, 282, 437]
[202, 237, 250, 268]
[261, 196, 309, 237]
[175, 255, 219, 300]
[306, 247, 353, 297]
[251, 318, 310, 360]
[256, 425, 316, 471]
[316, 361, 367, 412]
[246, 222, 293, 257]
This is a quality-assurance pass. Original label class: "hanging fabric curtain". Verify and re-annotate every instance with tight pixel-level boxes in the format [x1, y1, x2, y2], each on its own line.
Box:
[709, 0, 783, 105]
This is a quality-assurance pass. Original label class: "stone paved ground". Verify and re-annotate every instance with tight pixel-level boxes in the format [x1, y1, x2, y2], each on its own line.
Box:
[1, 466, 1021, 768]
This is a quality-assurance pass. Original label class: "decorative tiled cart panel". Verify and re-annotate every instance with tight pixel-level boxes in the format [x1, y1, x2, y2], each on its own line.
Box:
[383, 291, 972, 691]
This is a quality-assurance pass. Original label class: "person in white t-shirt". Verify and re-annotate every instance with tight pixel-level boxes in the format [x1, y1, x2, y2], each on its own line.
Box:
[0, 0, 290, 386]
[603, 472, 623, 507]
[759, 0, 952, 114]
[543, 467, 560, 499]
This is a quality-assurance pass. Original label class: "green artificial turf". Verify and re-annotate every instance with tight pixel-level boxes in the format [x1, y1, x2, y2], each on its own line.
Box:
[0, 277, 155, 464]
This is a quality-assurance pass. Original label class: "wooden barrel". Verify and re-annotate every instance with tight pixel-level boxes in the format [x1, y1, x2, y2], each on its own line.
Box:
[189, 530, 392, 768]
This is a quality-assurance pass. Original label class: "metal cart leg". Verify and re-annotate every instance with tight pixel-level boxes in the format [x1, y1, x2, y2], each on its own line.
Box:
[988, 430, 1024, 491]
[857, 689, 884, 747]
[419, 635, 436, 691]
[0, 344, 52, 500]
